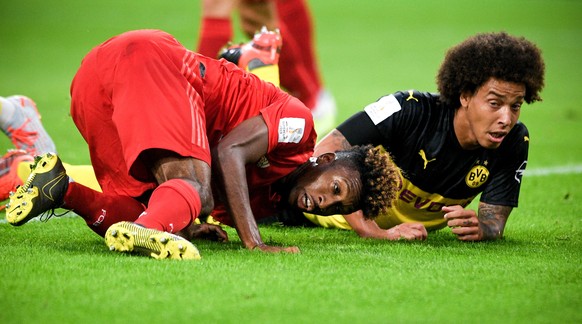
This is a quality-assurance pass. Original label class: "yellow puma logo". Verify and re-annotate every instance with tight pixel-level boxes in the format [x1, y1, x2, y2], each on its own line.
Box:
[419, 149, 436, 169]
[406, 90, 418, 102]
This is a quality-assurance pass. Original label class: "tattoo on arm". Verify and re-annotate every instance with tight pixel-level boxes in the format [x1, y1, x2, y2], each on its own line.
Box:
[478, 203, 512, 240]
[331, 130, 352, 151]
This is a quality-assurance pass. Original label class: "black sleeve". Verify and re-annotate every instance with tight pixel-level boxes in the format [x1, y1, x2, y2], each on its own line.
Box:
[336, 111, 385, 146]
[480, 123, 529, 207]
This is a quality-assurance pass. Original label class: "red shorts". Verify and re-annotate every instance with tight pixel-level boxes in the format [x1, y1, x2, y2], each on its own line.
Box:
[70, 30, 209, 198]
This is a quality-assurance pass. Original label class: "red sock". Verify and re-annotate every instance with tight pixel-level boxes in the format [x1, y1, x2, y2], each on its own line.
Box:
[196, 17, 233, 57]
[63, 182, 146, 237]
[135, 179, 201, 234]
[277, 0, 321, 109]
[277, 0, 320, 82]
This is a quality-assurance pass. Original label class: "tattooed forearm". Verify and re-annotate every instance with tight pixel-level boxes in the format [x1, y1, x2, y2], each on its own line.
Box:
[314, 129, 352, 156]
[330, 129, 353, 151]
[478, 202, 512, 240]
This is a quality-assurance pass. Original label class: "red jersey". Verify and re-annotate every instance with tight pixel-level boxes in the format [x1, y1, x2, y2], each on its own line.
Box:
[70, 30, 316, 218]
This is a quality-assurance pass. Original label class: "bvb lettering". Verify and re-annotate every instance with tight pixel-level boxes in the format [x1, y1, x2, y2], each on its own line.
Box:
[466, 165, 489, 188]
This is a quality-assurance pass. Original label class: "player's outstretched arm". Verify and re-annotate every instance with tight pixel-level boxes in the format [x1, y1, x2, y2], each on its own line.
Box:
[213, 115, 300, 253]
[477, 203, 512, 240]
[344, 210, 427, 241]
[177, 223, 229, 242]
[443, 203, 511, 241]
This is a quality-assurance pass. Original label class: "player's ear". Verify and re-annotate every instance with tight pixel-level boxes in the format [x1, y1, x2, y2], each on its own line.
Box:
[460, 91, 472, 108]
[315, 152, 337, 165]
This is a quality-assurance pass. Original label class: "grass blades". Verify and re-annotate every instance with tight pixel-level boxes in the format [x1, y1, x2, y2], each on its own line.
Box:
[1, 194, 580, 323]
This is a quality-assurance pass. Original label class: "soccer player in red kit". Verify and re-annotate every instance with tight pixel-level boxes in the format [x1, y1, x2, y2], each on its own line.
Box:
[6, 29, 395, 260]
[197, 0, 337, 134]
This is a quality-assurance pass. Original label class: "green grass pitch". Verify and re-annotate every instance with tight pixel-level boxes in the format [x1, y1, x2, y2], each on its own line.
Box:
[1, 0, 581, 323]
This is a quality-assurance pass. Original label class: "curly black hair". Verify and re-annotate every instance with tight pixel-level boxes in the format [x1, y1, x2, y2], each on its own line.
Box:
[437, 32, 545, 108]
[335, 145, 398, 219]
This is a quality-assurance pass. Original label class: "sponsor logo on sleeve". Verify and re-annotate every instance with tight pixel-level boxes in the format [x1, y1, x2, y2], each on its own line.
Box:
[278, 118, 305, 143]
[364, 94, 402, 125]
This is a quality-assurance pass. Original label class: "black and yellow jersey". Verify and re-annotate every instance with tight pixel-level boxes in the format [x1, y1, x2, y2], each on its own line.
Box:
[304, 90, 529, 230]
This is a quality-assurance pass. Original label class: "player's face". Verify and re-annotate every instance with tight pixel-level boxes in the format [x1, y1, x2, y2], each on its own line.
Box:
[287, 161, 362, 216]
[457, 78, 525, 150]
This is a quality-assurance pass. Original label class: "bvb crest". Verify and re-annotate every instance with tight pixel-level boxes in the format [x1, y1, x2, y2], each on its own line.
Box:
[465, 165, 489, 188]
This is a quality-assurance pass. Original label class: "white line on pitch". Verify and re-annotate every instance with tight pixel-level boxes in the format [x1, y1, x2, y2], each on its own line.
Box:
[525, 164, 582, 177]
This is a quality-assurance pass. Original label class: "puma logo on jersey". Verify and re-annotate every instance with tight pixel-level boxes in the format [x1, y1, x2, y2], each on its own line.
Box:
[406, 90, 419, 102]
[515, 160, 527, 183]
[418, 149, 436, 169]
